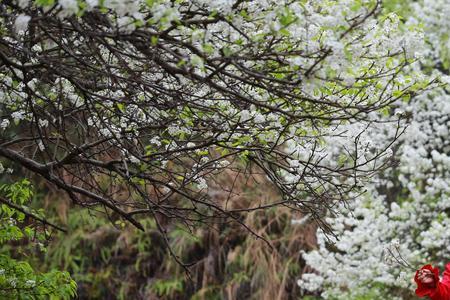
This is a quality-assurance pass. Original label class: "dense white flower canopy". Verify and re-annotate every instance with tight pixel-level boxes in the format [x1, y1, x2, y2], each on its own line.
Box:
[0, 0, 433, 267]
[300, 0, 450, 298]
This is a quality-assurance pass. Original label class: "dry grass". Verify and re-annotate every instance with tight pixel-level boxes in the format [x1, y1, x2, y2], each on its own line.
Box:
[33, 161, 319, 299]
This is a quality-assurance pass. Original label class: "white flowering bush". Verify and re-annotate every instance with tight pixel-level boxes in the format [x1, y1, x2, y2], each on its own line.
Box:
[299, 0, 450, 299]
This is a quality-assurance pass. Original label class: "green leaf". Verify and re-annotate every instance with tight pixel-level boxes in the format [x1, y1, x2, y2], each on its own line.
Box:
[151, 36, 159, 46]
[35, 0, 55, 6]
[221, 47, 232, 57]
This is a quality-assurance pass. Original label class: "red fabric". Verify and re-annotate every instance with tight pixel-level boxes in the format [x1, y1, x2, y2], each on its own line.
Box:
[415, 263, 450, 300]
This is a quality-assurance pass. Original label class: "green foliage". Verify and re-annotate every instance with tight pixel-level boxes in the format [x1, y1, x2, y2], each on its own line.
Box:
[31, 170, 313, 299]
[0, 179, 76, 299]
[34, 0, 55, 7]
[382, 0, 412, 19]
[150, 278, 184, 297]
[45, 210, 170, 299]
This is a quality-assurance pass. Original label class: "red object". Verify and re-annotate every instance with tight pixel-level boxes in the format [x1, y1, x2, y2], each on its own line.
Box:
[415, 263, 450, 299]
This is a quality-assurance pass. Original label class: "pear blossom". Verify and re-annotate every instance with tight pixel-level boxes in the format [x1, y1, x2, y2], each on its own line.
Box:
[299, 1, 450, 298]
[14, 14, 30, 34]
[0, 0, 434, 270]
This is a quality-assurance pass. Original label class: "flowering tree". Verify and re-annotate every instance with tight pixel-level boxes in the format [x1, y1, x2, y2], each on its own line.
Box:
[299, 0, 450, 299]
[0, 0, 430, 267]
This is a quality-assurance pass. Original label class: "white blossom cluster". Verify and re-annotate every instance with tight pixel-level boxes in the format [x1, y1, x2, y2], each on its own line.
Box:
[299, 0, 450, 298]
[1, 0, 430, 197]
[0, 0, 438, 236]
